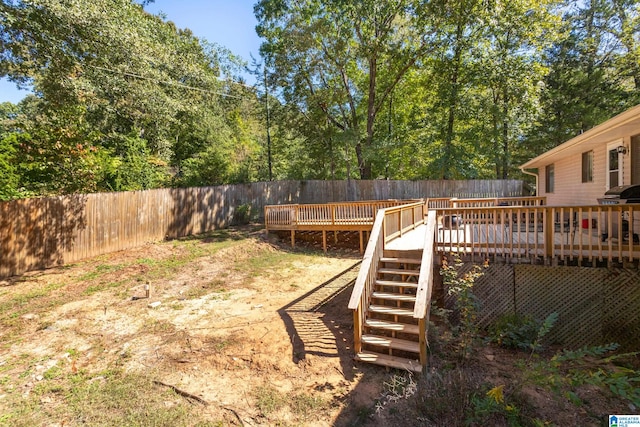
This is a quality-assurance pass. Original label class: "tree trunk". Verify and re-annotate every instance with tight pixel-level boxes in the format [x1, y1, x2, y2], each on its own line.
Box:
[501, 87, 509, 179]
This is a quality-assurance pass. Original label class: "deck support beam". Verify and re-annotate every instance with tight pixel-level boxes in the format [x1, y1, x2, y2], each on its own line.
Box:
[419, 318, 427, 368]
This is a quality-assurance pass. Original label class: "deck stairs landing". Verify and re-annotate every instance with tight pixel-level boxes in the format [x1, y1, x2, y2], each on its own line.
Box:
[355, 250, 424, 372]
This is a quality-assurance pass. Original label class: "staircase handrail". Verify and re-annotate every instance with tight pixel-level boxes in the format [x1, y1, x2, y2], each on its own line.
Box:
[414, 210, 437, 319]
[347, 208, 386, 311]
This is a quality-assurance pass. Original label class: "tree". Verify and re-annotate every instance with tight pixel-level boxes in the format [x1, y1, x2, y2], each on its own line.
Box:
[0, 0, 263, 196]
[255, 0, 444, 179]
[526, 0, 640, 156]
[475, 0, 560, 178]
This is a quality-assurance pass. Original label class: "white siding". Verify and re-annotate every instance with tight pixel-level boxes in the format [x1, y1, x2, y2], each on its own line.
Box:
[541, 144, 613, 205]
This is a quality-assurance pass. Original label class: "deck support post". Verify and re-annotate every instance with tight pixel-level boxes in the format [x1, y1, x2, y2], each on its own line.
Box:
[291, 230, 295, 248]
[359, 231, 364, 254]
[419, 318, 427, 368]
[334, 231, 338, 244]
[353, 308, 362, 354]
[322, 230, 327, 253]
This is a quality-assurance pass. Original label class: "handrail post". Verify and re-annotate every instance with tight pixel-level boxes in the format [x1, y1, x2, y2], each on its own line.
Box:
[545, 207, 554, 260]
[331, 204, 336, 226]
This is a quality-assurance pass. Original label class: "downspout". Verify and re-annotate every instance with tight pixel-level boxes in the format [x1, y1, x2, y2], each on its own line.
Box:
[519, 167, 539, 196]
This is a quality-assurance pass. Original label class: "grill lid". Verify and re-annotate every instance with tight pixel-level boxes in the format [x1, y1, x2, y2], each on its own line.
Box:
[603, 184, 640, 199]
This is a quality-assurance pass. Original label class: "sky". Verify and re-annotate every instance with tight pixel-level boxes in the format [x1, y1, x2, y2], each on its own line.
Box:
[0, 0, 263, 104]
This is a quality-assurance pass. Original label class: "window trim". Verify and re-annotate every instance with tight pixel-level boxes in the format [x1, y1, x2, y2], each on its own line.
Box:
[582, 150, 593, 183]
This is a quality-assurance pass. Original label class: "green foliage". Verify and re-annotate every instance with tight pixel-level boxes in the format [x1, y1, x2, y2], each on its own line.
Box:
[524, 343, 640, 408]
[466, 385, 522, 427]
[441, 255, 486, 358]
[0, 133, 20, 200]
[0, 0, 266, 196]
[488, 313, 543, 350]
[174, 144, 231, 188]
[488, 312, 558, 355]
[529, 312, 558, 356]
[102, 132, 170, 191]
[1, 0, 638, 191]
[233, 203, 253, 225]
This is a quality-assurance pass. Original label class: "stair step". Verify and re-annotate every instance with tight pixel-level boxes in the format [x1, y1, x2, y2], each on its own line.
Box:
[372, 292, 416, 302]
[369, 305, 414, 317]
[364, 319, 420, 334]
[355, 351, 422, 373]
[378, 268, 420, 276]
[361, 334, 421, 353]
[375, 279, 418, 289]
[380, 257, 422, 265]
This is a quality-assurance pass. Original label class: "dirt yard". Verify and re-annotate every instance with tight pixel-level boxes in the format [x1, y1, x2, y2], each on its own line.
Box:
[0, 225, 637, 426]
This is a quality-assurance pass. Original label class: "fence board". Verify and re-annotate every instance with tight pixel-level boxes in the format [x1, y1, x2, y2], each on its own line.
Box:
[0, 179, 525, 278]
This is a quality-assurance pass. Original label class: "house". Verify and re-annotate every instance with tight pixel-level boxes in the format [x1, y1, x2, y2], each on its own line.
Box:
[520, 104, 640, 205]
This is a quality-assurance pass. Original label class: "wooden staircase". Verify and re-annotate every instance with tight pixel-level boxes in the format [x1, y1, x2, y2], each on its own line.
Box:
[354, 252, 425, 373]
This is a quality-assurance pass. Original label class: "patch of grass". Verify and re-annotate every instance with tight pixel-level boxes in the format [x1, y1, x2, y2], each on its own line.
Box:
[243, 251, 323, 277]
[83, 280, 126, 296]
[42, 365, 63, 380]
[142, 318, 176, 334]
[0, 369, 216, 427]
[290, 392, 327, 419]
[253, 384, 287, 415]
[252, 383, 328, 421]
[210, 337, 230, 353]
[170, 302, 184, 310]
[185, 279, 228, 300]
[0, 282, 66, 317]
[78, 264, 126, 281]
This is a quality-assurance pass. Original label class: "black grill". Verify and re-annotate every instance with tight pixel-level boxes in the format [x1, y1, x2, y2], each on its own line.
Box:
[598, 184, 640, 243]
[598, 184, 640, 205]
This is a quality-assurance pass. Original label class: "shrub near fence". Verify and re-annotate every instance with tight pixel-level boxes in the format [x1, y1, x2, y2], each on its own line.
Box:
[0, 179, 527, 278]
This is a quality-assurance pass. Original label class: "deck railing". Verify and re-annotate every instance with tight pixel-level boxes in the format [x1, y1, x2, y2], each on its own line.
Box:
[427, 196, 545, 209]
[383, 201, 427, 243]
[434, 204, 640, 264]
[414, 211, 437, 367]
[264, 199, 422, 230]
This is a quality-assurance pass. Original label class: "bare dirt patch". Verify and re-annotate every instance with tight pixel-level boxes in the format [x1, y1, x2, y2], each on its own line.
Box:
[0, 225, 637, 426]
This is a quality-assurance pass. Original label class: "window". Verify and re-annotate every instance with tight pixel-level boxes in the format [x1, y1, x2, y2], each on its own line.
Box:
[545, 164, 555, 193]
[608, 146, 621, 189]
[582, 150, 593, 183]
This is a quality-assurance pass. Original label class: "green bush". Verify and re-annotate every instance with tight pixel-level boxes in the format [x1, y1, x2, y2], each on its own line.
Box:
[488, 312, 558, 354]
[488, 313, 541, 350]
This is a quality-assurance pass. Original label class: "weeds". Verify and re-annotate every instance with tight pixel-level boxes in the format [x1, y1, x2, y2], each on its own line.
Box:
[252, 383, 327, 421]
[375, 372, 418, 414]
[487, 312, 558, 356]
[524, 343, 640, 408]
[441, 255, 486, 359]
[0, 368, 218, 427]
[253, 384, 286, 415]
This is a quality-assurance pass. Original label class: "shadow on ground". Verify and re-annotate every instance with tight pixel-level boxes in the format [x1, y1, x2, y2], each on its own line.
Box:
[278, 261, 395, 426]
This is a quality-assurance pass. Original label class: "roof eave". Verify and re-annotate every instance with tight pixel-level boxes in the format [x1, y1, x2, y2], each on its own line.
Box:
[520, 104, 640, 169]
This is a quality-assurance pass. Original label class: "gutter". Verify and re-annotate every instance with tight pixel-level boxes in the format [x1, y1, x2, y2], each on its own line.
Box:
[519, 167, 539, 196]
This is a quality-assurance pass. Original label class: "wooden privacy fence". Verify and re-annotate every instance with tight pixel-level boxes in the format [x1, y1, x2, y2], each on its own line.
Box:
[0, 179, 527, 278]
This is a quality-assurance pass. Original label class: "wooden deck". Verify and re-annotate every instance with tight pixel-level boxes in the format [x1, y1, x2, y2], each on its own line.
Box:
[265, 200, 426, 252]
[265, 198, 640, 265]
